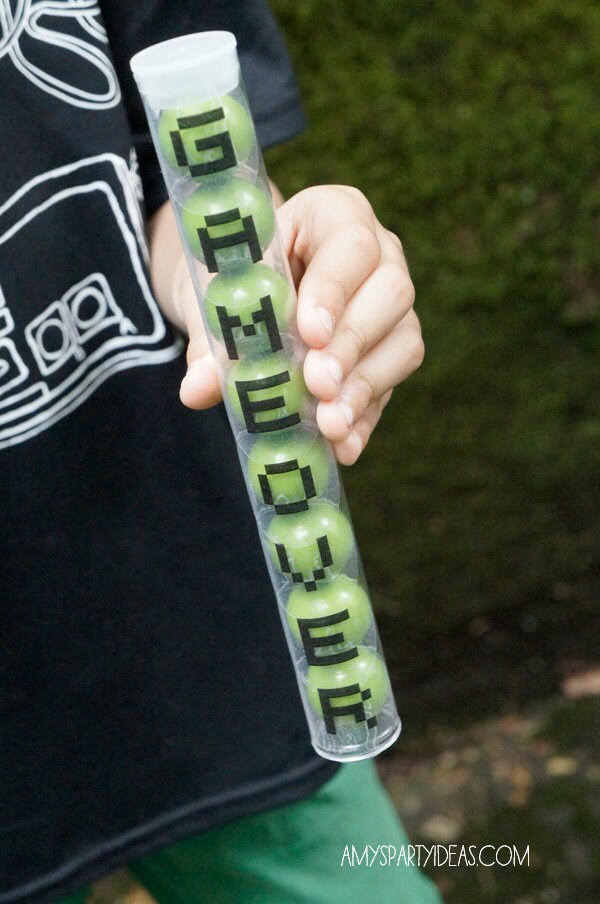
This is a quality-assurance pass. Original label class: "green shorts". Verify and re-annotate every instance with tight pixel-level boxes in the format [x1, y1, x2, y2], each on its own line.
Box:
[58, 760, 442, 904]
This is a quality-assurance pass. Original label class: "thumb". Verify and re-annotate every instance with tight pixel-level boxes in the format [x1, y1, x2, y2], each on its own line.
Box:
[173, 258, 223, 409]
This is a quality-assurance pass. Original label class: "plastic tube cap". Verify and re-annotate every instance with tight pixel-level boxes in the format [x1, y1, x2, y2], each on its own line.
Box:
[130, 31, 239, 109]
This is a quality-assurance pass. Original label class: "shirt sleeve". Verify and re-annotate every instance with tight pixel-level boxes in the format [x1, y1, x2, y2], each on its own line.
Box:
[99, 0, 306, 216]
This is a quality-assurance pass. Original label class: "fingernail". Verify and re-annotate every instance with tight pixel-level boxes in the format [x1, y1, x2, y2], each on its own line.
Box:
[322, 355, 343, 387]
[182, 356, 211, 385]
[347, 430, 363, 458]
[337, 401, 354, 429]
[317, 307, 335, 338]
[187, 356, 207, 371]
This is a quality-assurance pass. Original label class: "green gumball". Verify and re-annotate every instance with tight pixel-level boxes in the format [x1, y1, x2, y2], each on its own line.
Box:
[180, 178, 275, 270]
[247, 427, 331, 512]
[203, 263, 294, 357]
[286, 577, 372, 648]
[306, 646, 389, 729]
[266, 501, 354, 586]
[226, 351, 309, 432]
[157, 94, 255, 177]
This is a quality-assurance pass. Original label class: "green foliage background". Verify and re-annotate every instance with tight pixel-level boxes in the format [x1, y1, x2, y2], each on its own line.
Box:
[266, 0, 600, 634]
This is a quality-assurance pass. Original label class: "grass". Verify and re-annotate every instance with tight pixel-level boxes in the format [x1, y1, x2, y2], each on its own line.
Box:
[381, 692, 600, 903]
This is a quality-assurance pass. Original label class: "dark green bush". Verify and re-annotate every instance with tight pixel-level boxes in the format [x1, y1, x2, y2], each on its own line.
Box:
[267, 0, 600, 632]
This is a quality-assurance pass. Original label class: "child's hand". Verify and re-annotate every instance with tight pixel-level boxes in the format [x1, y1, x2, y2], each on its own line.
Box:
[151, 185, 422, 464]
[277, 185, 421, 464]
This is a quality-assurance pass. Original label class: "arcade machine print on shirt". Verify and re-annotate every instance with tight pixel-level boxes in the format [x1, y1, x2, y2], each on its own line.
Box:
[0, 0, 182, 449]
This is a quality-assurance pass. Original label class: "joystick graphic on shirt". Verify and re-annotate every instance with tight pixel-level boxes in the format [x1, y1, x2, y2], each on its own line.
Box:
[0, 154, 176, 449]
[0, 0, 120, 109]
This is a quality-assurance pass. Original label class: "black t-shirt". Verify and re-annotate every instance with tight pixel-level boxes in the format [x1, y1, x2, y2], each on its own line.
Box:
[0, 3, 337, 902]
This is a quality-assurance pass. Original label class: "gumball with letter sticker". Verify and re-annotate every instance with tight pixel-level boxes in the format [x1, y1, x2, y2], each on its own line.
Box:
[306, 646, 389, 729]
[180, 178, 275, 269]
[226, 351, 309, 432]
[157, 95, 254, 176]
[266, 501, 354, 586]
[246, 427, 331, 511]
[204, 263, 293, 356]
[286, 576, 371, 647]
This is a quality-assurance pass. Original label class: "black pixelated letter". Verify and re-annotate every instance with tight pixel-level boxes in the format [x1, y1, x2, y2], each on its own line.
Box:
[318, 683, 378, 734]
[198, 209, 262, 272]
[297, 610, 358, 665]
[258, 457, 317, 514]
[217, 294, 282, 359]
[170, 107, 237, 177]
[275, 534, 333, 591]
[235, 371, 300, 433]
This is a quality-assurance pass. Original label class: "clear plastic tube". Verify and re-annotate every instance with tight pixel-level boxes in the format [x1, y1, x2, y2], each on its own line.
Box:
[130, 31, 401, 761]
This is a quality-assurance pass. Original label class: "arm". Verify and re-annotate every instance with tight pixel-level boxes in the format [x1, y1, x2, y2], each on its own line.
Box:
[148, 184, 422, 465]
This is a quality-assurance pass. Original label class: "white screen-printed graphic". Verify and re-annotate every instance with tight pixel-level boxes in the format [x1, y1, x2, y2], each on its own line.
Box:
[0, 153, 183, 449]
[0, 0, 119, 108]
